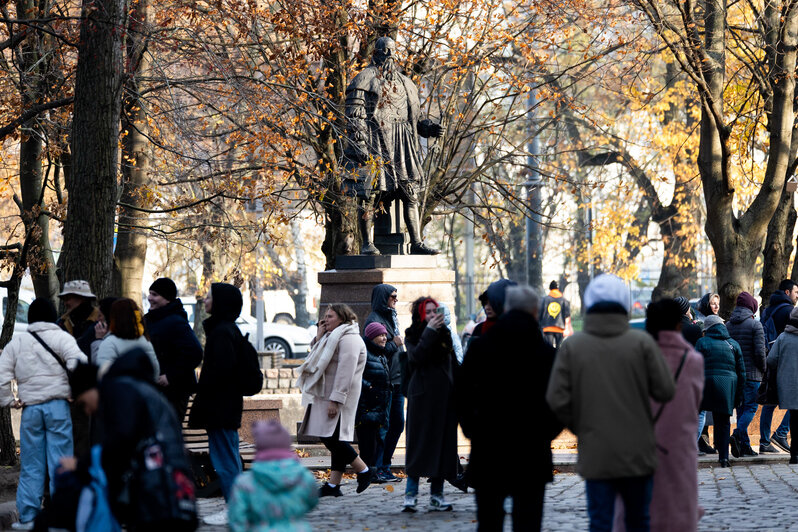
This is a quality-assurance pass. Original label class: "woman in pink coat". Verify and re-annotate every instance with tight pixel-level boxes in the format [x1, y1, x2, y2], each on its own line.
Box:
[615, 299, 705, 532]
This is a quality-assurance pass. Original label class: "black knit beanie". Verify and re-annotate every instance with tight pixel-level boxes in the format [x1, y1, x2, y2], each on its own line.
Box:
[28, 298, 58, 324]
[674, 296, 691, 315]
[149, 278, 178, 301]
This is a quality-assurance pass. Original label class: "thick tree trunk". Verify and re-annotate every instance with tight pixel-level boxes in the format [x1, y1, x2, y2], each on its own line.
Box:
[761, 185, 797, 304]
[651, 211, 699, 300]
[61, 0, 125, 298]
[113, 0, 151, 305]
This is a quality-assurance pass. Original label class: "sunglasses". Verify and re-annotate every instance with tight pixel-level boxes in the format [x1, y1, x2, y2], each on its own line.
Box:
[389, 294, 398, 300]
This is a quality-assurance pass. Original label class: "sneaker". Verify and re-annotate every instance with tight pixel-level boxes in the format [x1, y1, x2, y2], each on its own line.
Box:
[10, 522, 34, 531]
[759, 442, 780, 453]
[741, 444, 758, 457]
[202, 510, 228, 526]
[379, 470, 402, 482]
[372, 470, 387, 484]
[429, 493, 453, 511]
[449, 472, 469, 493]
[773, 434, 791, 453]
[319, 482, 343, 497]
[729, 432, 741, 458]
[402, 495, 418, 512]
[356, 470, 372, 493]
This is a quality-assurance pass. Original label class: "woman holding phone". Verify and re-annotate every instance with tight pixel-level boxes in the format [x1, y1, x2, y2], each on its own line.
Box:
[402, 297, 460, 512]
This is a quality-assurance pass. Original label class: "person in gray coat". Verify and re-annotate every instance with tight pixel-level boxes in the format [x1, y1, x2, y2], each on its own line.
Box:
[766, 305, 798, 464]
[725, 291, 765, 458]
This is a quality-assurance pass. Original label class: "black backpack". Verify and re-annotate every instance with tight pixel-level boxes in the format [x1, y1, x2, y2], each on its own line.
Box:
[237, 332, 264, 396]
[761, 302, 791, 352]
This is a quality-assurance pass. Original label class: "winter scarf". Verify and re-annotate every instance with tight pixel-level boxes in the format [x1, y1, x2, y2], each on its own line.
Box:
[296, 322, 360, 401]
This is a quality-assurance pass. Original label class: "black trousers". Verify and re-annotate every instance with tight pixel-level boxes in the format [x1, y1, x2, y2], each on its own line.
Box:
[355, 422, 381, 468]
[320, 421, 358, 472]
[712, 412, 731, 461]
[476, 482, 546, 532]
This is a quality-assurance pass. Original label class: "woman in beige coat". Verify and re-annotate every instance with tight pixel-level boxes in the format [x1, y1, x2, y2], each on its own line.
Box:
[297, 303, 370, 496]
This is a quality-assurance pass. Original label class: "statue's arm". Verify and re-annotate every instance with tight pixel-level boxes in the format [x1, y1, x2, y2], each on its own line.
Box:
[345, 89, 369, 162]
[417, 118, 444, 138]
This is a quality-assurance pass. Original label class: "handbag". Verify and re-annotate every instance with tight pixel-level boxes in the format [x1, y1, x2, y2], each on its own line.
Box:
[756, 366, 778, 405]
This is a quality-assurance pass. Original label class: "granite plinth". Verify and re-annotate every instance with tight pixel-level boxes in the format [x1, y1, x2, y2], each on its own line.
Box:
[239, 397, 282, 444]
[334, 254, 441, 270]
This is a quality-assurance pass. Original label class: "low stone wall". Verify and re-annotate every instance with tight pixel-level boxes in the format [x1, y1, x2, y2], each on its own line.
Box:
[261, 367, 301, 394]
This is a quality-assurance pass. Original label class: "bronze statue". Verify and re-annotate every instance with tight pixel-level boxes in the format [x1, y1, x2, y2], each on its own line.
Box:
[343, 37, 443, 255]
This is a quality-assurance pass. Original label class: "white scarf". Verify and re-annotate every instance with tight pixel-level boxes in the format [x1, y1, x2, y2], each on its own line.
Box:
[296, 322, 359, 403]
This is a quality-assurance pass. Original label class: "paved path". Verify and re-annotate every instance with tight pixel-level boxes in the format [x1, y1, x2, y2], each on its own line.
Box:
[197, 463, 798, 531]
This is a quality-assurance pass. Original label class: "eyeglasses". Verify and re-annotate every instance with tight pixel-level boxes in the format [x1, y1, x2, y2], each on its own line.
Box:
[389, 294, 398, 300]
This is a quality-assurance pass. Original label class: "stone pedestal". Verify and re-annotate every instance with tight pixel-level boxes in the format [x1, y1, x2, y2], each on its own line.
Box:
[374, 201, 409, 255]
[319, 255, 456, 333]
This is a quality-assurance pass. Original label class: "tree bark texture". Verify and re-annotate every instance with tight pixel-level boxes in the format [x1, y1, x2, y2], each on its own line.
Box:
[61, 0, 125, 299]
[113, 0, 150, 305]
[761, 185, 797, 304]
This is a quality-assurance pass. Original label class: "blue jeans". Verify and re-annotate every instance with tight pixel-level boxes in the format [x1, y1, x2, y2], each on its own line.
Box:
[585, 476, 653, 532]
[734, 380, 761, 446]
[406, 476, 444, 497]
[18, 400, 73, 523]
[760, 405, 790, 444]
[376, 388, 405, 473]
[697, 411, 706, 441]
[208, 428, 242, 501]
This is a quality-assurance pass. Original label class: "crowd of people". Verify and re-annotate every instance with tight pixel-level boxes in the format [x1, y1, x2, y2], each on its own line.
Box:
[4, 272, 798, 531]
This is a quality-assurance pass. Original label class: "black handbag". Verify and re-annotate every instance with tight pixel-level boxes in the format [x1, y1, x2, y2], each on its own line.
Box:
[756, 366, 778, 406]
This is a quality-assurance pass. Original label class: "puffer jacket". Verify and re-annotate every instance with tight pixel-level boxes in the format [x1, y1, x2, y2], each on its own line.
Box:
[355, 337, 391, 426]
[0, 322, 87, 407]
[364, 284, 402, 386]
[695, 323, 745, 414]
[725, 306, 766, 381]
[228, 459, 318, 532]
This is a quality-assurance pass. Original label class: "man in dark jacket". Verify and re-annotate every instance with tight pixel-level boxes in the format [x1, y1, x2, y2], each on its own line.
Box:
[539, 280, 571, 349]
[468, 279, 517, 348]
[70, 349, 197, 530]
[759, 279, 798, 453]
[144, 277, 203, 422]
[364, 283, 404, 482]
[188, 283, 245, 526]
[460, 285, 561, 531]
[726, 291, 766, 457]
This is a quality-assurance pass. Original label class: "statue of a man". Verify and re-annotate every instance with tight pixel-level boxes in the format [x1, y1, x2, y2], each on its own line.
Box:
[343, 36, 443, 255]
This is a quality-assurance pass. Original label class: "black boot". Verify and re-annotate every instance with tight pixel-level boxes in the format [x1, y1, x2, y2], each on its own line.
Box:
[319, 482, 343, 497]
[698, 434, 717, 454]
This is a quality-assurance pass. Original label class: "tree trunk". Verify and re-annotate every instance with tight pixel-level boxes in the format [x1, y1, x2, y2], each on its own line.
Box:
[289, 219, 311, 327]
[61, 0, 125, 299]
[113, 0, 151, 305]
[651, 210, 699, 300]
[761, 184, 797, 304]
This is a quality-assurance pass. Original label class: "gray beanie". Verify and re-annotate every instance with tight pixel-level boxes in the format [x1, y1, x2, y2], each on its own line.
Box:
[703, 315, 724, 329]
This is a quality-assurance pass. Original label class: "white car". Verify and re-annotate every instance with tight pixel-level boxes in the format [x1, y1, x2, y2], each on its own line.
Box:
[235, 315, 313, 358]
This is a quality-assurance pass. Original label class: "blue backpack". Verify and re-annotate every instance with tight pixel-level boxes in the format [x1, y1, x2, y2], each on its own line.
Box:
[762, 302, 792, 351]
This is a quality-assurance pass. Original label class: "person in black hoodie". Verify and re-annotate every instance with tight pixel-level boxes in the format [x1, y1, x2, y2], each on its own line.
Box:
[68, 349, 197, 531]
[188, 283, 245, 526]
[468, 279, 517, 348]
[144, 278, 203, 422]
[364, 284, 404, 482]
[460, 285, 560, 531]
[355, 322, 392, 476]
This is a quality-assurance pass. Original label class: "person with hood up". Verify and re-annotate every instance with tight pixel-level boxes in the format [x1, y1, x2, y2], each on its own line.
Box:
[296, 304, 370, 497]
[402, 297, 460, 513]
[355, 322, 392, 475]
[188, 283, 247, 526]
[0, 299, 87, 530]
[697, 293, 720, 321]
[363, 284, 404, 482]
[468, 279, 517, 347]
[759, 279, 798, 453]
[69, 349, 197, 531]
[144, 278, 203, 422]
[228, 420, 318, 531]
[766, 305, 798, 464]
[725, 291, 765, 458]
[695, 315, 745, 467]
[546, 274, 675, 531]
[460, 285, 561, 531]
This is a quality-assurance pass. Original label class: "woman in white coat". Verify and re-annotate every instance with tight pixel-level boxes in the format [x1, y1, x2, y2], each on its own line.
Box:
[0, 299, 87, 529]
[297, 303, 369, 496]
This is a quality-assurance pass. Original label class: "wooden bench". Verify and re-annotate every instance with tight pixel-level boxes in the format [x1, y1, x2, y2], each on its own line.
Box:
[182, 397, 256, 497]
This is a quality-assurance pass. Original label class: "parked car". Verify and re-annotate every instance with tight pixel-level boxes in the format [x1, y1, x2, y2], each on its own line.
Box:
[235, 315, 313, 359]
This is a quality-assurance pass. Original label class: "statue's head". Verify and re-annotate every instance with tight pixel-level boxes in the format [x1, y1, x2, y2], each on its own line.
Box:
[373, 37, 396, 67]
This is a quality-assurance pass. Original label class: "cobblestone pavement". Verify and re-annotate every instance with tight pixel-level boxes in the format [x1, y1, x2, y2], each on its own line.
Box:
[197, 463, 798, 531]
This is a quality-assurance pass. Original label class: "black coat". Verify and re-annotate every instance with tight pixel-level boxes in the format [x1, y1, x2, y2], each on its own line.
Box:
[763, 291, 795, 335]
[355, 338, 391, 426]
[459, 310, 561, 487]
[144, 299, 203, 403]
[726, 306, 766, 381]
[188, 283, 244, 431]
[58, 301, 99, 358]
[404, 324, 459, 481]
[364, 284, 402, 386]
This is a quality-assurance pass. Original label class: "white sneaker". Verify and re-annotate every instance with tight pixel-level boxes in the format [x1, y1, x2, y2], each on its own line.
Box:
[202, 509, 228, 526]
[11, 522, 34, 531]
[402, 494, 418, 512]
[429, 493, 453, 511]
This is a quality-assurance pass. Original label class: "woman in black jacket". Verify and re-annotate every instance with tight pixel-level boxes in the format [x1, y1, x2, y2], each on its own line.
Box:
[402, 297, 459, 513]
[355, 322, 391, 477]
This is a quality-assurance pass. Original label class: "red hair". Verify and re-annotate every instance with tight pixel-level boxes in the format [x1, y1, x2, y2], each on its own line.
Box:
[419, 298, 438, 322]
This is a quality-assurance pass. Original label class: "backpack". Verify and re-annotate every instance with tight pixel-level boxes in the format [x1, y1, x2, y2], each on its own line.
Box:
[762, 302, 792, 352]
[237, 332, 264, 396]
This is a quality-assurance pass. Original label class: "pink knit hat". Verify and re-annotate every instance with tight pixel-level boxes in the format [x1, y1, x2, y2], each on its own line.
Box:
[364, 322, 388, 340]
[252, 420, 297, 462]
